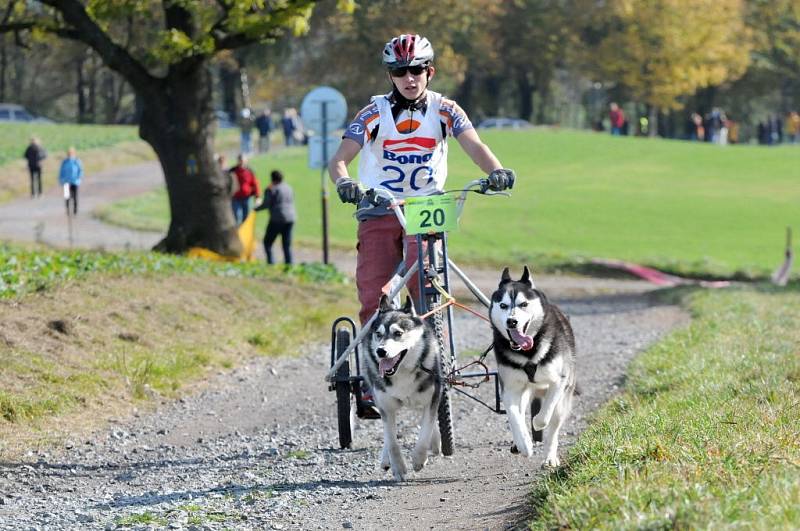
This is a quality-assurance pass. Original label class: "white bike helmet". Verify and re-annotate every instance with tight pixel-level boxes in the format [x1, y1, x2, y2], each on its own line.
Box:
[382, 34, 434, 68]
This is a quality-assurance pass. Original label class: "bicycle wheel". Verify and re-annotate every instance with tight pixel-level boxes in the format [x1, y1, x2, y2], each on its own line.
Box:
[335, 328, 354, 449]
[427, 294, 455, 456]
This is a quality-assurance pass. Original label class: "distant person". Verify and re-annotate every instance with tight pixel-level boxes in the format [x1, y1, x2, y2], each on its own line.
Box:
[281, 108, 297, 146]
[767, 114, 783, 145]
[757, 121, 768, 145]
[689, 112, 705, 141]
[230, 154, 260, 224]
[707, 108, 728, 144]
[608, 102, 625, 136]
[787, 111, 800, 144]
[255, 170, 296, 264]
[638, 116, 648, 136]
[239, 108, 255, 154]
[255, 108, 273, 153]
[725, 115, 738, 145]
[23, 136, 47, 198]
[58, 147, 83, 215]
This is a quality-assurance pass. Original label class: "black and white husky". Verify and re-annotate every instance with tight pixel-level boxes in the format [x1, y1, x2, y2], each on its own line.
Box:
[489, 266, 576, 467]
[362, 295, 443, 480]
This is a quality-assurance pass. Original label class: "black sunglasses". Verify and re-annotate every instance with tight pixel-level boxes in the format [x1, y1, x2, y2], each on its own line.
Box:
[389, 65, 428, 78]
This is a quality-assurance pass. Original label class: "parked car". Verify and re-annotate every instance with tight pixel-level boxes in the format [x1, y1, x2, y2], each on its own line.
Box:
[476, 117, 532, 130]
[0, 103, 53, 123]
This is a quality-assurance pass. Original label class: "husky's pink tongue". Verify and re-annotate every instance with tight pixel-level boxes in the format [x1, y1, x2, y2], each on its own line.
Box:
[379, 355, 402, 377]
[509, 329, 534, 350]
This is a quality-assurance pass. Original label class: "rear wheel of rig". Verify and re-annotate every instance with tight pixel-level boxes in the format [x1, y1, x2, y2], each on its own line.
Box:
[335, 329, 354, 449]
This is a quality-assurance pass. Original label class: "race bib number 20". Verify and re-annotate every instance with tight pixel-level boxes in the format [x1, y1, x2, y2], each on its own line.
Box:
[404, 195, 459, 235]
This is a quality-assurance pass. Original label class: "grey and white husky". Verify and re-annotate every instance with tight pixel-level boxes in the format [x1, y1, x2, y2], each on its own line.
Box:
[363, 295, 443, 480]
[489, 266, 576, 467]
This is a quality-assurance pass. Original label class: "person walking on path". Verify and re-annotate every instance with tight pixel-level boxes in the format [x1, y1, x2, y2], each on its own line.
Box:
[58, 147, 83, 215]
[23, 137, 47, 198]
[255, 170, 296, 264]
[255, 108, 273, 153]
[239, 108, 255, 154]
[281, 108, 297, 147]
[230, 154, 260, 225]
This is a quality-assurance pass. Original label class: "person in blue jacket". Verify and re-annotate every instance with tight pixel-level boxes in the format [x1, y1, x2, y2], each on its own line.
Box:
[59, 147, 83, 215]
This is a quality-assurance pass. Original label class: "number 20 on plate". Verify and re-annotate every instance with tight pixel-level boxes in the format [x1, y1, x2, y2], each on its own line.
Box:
[404, 195, 459, 235]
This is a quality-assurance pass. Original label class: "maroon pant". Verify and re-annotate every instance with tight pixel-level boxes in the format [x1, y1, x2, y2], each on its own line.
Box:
[356, 215, 427, 325]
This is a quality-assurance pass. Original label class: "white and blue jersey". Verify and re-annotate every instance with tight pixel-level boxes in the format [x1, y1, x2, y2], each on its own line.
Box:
[343, 90, 473, 200]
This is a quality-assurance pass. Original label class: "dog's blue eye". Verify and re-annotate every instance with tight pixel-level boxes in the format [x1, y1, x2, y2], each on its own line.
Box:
[519, 302, 528, 308]
[499, 303, 508, 310]
[393, 331, 402, 338]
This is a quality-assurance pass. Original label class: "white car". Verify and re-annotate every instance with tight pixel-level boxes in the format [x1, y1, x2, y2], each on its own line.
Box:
[0, 103, 53, 123]
[477, 117, 532, 130]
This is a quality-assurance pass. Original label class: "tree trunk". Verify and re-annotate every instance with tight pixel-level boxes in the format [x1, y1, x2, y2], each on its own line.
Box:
[76, 55, 87, 123]
[648, 105, 658, 137]
[0, 37, 6, 102]
[139, 63, 241, 256]
[219, 63, 239, 119]
[454, 70, 475, 117]
[88, 54, 97, 123]
[485, 76, 502, 117]
[516, 73, 533, 121]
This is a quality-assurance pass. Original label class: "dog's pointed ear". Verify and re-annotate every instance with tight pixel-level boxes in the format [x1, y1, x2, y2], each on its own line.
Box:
[520, 265, 535, 288]
[402, 295, 416, 316]
[499, 267, 512, 286]
[379, 294, 392, 312]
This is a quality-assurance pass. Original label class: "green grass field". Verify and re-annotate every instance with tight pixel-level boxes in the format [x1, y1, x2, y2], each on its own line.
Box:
[0, 122, 140, 166]
[98, 130, 798, 278]
[529, 284, 800, 529]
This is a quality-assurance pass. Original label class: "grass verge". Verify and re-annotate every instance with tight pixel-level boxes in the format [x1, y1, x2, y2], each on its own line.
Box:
[527, 283, 800, 529]
[0, 244, 353, 456]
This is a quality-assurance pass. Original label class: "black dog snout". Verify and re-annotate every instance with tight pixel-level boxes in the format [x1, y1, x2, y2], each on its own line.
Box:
[376, 347, 387, 358]
[506, 318, 518, 328]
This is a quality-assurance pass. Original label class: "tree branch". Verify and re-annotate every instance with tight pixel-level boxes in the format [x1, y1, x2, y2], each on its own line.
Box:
[212, 0, 317, 51]
[37, 0, 158, 94]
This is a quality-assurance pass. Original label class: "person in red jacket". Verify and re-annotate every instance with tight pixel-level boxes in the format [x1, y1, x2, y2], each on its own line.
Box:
[609, 102, 625, 136]
[230, 154, 260, 224]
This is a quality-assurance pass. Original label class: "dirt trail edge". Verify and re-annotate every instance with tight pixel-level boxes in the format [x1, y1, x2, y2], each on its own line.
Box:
[0, 275, 687, 531]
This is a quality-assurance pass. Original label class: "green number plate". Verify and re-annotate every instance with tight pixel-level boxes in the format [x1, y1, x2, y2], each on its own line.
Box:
[404, 195, 459, 235]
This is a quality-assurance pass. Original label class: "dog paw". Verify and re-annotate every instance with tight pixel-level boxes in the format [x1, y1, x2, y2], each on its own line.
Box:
[542, 456, 560, 469]
[532, 413, 549, 431]
[412, 452, 428, 472]
[512, 441, 534, 457]
[380, 449, 390, 470]
[392, 461, 408, 481]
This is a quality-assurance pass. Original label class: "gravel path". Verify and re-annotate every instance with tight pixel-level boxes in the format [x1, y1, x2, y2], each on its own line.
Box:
[0, 279, 687, 530]
[0, 162, 689, 530]
[0, 161, 163, 251]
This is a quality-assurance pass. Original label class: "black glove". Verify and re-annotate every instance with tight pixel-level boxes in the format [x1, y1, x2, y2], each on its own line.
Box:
[335, 177, 363, 204]
[487, 168, 516, 191]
